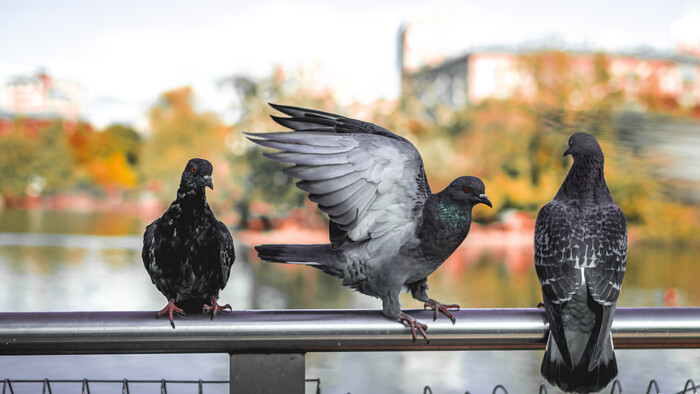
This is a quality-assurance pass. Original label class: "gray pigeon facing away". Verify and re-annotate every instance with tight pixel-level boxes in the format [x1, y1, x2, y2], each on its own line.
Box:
[535, 132, 627, 392]
[246, 104, 492, 343]
[142, 158, 235, 328]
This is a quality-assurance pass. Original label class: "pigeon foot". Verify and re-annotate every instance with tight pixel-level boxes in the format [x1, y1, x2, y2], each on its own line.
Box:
[400, 312, 429, 343]
[156, 298, 185, 329]
[424, 298, 459, 324]
[203, 298, 232, 319]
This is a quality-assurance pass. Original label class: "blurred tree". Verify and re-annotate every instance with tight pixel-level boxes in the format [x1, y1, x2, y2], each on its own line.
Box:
[0, 122, 38, 197]
[0, 119, 76, 198]
[142, 86, 230, 200]
[31, 120, 77, 193]
[89, 124, 141, 189]
[221, 66, 336, 227]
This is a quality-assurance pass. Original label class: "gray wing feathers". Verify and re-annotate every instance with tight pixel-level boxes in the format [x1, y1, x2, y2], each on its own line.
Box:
[309, 179, 366, 207]
[245, 104, 431, 247]
[585, 205, 627, 306]
[246, 131, 350, 147]
[589, 305, 615, 371]
[284, 163, 356, 180]
[535, 201, 582, 304]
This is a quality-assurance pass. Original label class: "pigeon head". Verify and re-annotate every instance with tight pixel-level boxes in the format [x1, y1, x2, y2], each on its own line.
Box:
[563, 132, 604, 161]
[443, 176, 492, 208]
[181, 158, 214, 190]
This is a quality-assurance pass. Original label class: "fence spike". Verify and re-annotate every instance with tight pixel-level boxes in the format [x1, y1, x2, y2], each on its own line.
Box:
[81, 379, 90, 394]
[610, 379, 622, 394]
[493, 384, 509, 394]
[2, 379, 14, 394]
[646, 379, 660, 394]
[41, 379, 52, 394]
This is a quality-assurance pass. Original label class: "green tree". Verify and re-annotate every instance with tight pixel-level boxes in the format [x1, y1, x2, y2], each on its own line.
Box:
[32, 121, 77, 193]
[0, 123, 38, 197]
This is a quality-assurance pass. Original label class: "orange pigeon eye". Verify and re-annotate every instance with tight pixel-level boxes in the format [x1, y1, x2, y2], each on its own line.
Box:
[191, 167, 196, 173]
[463, 187, 470, 193]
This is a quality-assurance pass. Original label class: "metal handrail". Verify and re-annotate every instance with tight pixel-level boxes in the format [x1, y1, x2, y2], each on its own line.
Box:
[1, 307, 699, 355]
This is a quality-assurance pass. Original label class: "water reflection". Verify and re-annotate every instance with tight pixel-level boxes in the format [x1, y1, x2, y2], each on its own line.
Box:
[0, 210, 698, 393]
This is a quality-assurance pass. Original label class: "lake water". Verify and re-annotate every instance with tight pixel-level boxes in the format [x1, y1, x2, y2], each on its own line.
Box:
[0, 209, 698, 393]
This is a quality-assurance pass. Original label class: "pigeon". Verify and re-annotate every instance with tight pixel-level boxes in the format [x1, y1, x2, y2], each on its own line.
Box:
[535, 132, 627, 392]
[245, 104, 492, 342]
[142, 158, 235, 328]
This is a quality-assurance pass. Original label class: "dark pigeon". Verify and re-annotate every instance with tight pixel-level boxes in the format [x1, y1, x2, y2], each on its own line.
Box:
[535, 132, 627, 392]
[246, 104, 492, 342]
[142, 158, 235, 328]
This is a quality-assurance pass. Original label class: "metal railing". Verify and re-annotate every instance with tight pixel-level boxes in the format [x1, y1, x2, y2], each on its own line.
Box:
[1, 307, 700, 392]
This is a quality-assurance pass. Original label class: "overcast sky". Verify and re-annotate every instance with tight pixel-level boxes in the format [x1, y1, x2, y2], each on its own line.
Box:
[0, 0, 696, 129]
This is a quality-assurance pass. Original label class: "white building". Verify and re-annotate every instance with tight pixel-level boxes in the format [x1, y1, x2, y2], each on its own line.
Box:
[2, 71, 81, 121]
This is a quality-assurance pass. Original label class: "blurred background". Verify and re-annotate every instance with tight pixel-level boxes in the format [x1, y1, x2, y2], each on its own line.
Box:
[1, 1, 699, 392]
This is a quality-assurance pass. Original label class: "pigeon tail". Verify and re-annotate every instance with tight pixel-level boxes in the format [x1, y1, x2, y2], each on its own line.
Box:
[255, 244, 344, 278]
[541, 335, 618, 393]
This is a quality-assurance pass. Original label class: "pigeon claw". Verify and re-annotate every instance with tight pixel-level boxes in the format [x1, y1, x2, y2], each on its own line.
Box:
[400, 312, 429, 344]
[203, 297, 232, 320]
[424, 299, 460, 324]
[156, 298, 185, 329]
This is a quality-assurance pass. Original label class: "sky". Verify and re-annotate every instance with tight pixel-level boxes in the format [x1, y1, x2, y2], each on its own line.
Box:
[0, 0, 697, 129]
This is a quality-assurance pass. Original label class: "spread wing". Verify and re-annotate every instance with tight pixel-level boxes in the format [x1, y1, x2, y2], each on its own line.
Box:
[245, 104, 431, 251]
[534, 199, 582, 369]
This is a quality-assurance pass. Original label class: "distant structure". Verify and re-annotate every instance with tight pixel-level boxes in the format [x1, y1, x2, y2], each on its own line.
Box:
[0, 70, 81, 136]
[1, 70, 81, 121]
[399, 19, 700, 115]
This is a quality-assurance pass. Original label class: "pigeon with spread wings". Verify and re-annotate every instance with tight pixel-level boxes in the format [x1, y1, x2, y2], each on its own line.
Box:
[535, 132, 626, 392]
[246, 104, 491, 342]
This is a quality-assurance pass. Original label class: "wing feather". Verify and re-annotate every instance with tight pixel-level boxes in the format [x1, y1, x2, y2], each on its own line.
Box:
[584, 205, 627, 306]
[535, 200, 579, 369]
[245, 104, 431, 249]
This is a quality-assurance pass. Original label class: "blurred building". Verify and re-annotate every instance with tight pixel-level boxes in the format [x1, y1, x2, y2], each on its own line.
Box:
[399, 21, 700, 115]
[2, 71, 81, 121]
[0, 70, 81, 136]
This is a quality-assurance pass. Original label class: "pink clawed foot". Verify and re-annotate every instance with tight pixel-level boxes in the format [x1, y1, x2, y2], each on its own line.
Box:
[157, 298, 185, 328]
[203, 297, 232, 319]
[424, 299, 460, 324]
[400, 312, 429, 343]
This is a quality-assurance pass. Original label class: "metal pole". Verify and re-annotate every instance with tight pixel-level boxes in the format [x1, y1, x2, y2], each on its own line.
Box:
[229, 353, 305, 394]
[1, 308, 699, 355]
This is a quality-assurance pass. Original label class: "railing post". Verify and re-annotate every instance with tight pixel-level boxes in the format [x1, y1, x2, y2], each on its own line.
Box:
[229, 353, 305, 394]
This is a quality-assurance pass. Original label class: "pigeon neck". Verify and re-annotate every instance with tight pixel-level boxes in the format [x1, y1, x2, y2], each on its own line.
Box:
[421, 193, 473, 236]
[435, 193, 472, 223]
[555, 155, 613, 204]
[416, 194, 472, 261]
[176, 182, 207, 207]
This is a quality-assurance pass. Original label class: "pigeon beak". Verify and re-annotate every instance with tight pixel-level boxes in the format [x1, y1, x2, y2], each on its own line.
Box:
[203, 175, 214, 190]
[479, 193, 492, 208]
[563, 148, 572, 157]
